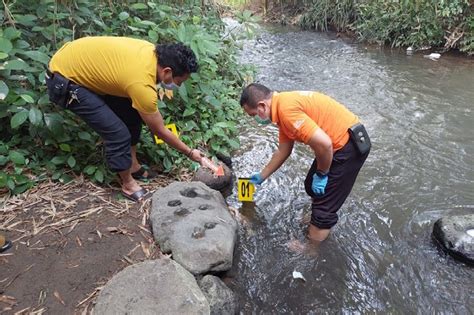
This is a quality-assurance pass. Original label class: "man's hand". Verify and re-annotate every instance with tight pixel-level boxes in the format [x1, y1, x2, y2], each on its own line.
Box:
[249, 173, 264, 185]
[190, 149, 203, 163]
[312, 173, 328, 195]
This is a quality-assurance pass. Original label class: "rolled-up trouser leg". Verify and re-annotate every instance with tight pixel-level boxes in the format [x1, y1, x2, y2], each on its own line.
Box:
[102, 95, 143, 146]
[67, 84, 132, 172]
[304, 139, 369, 229]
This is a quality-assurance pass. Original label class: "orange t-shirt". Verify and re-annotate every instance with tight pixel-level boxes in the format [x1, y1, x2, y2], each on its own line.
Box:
[271, 91, 359, 151]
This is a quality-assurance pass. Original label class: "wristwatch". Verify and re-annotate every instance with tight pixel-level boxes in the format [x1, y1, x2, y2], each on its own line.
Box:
[315, 170, 329, 177]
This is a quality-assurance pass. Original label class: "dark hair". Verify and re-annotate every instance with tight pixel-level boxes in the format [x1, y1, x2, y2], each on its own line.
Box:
[155, 43, 198, 77]
[239, 83, 272, 108]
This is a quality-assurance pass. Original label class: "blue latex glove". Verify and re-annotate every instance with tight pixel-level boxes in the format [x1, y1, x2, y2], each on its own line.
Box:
[312, 173, 328, 195]
[249, 173, 264, 185]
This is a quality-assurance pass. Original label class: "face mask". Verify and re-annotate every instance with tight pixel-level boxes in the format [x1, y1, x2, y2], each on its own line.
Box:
[161, 81, 179, 90]
[255, 115, 271, 125]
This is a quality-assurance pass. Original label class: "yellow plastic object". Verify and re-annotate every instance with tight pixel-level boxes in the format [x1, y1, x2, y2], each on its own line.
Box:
[154, 123, 179, 144]
[237, 178, 255, 202]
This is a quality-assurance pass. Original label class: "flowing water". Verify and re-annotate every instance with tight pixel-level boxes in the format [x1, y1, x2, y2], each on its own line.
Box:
[225, 23, 474, 313]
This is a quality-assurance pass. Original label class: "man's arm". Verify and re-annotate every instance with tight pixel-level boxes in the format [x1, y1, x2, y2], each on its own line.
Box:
[139, 110, 201, 162]
[260, 141, 294, 180]
[307, 128, 333, 173]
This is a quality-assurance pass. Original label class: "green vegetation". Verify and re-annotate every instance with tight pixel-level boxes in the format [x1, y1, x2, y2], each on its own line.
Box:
[299, 0, 473, 54]
[0, 0, 255, 194]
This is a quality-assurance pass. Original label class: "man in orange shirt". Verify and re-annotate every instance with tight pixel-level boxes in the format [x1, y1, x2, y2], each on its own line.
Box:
[47, 37, 205, 202]
[240, 83, 370, 242]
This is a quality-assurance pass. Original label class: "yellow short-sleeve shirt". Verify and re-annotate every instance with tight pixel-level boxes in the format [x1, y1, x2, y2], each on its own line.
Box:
[49, 36, 158, 114]
[271, 91, 359, 151]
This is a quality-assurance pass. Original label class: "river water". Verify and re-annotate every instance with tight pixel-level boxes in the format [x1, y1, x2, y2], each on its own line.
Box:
[225, 24, 474, 313]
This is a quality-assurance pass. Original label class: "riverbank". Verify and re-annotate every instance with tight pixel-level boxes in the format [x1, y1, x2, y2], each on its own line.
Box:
[225, 0, 473, 56]
[0, 174, 192, 313]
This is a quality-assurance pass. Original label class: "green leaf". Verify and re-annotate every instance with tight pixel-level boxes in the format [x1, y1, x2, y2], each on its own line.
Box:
[67, 156, 76, 168]
[38, 94, 50, 105]
[51, 156, 67, 165]
[178, 84, 188, 102]
[183, 108, 196, 117]
[163, 157, 172, 171]
[0, 38, 13, 53]
[0, 171, 7, 187]
[7, 177, 15, 190]
[0, 155, 8, 166]
[59, 143, 71, 152]
[15, 14, 37, 26]
[78, 132, 92, 141]
[94, 169, 104, 183]
[10, 110, 29, 129]
[20, 94, 35, 103]
[59, 174, 73, 184]
[0, 52, 8, 60]
[0, 80, 9, 100]
[3, 27, 21, 40]
[84, 165, 96, 175]
[119, 11, 129, 20]
[44, 113, 64, 136]
[20, 50, 50, 65]
[13, 183, 30, 195]
[3, 59, 29, 70]
[9, 151, 26, 165]
[131, 3, 148, 10]
[29, 107, 43, 125]
[228, 139, 240, 149]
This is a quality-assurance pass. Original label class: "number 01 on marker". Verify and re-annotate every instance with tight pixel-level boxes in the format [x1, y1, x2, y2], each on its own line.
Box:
[238, 178, 255, 202]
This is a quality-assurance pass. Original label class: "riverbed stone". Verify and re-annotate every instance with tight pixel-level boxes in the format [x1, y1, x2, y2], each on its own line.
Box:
[151, 181, 238, 275]
[93, 259, 210, 315]
[198, 275, 238, 315]
[193, 163, 233, 194]
[432, 214, 474, 265]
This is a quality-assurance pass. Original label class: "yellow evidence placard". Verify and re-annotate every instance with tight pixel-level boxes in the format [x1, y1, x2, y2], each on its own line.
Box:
[154, 123, 179, 144]
[237, 178, 255, 202]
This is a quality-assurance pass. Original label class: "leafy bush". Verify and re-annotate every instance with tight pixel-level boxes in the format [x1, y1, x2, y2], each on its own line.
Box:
[298, 0, 473, 53]
[299, 0, 356, 32]
[0, 0, 254, 194]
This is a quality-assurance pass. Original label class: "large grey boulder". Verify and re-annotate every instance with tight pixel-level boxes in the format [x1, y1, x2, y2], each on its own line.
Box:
[433, 214, 474, 265]
[198, 275, 238, 315]
[151, 181, 238, 275]
[93, 259, 210, 315]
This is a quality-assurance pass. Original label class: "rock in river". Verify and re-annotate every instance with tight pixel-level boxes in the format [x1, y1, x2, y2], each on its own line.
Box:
[151, 181, 238, 275]
[432, 214, 474, 265]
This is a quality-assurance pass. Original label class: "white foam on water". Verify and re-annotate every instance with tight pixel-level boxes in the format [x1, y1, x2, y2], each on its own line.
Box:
[466, 229, 474, 237]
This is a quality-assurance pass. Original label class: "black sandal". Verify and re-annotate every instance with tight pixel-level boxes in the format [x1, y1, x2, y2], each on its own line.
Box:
[131, 166, 157, 180]
[122, 188, 149, 202]
[0, 240, 12, 253]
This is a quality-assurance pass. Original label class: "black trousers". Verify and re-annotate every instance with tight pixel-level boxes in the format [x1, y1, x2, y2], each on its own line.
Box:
[46, 74, 143, 172]
[304, 139, 369, 229]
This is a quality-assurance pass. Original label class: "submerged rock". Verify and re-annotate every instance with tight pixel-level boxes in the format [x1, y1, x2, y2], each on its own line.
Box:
[151, 181, 238, 275]
[432, 214, 474, 265]
[94, 259, 210, 315]
[198, 275, 238, 315]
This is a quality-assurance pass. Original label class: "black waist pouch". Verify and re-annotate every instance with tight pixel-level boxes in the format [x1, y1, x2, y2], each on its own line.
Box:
[348, 123, 371, 155]
[45, 71, 70, 108]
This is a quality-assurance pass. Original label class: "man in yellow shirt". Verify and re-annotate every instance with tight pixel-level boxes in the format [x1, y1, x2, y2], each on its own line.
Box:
[240, 83, 370, 242]
[47, 36, 204, 201]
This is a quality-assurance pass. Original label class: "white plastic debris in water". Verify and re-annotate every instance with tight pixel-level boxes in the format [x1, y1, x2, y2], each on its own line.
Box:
[292, 271, 306, 282]
[424, 53, 441, 60]
[406, 47, 414, 55]
[467, 229, 474, 237]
